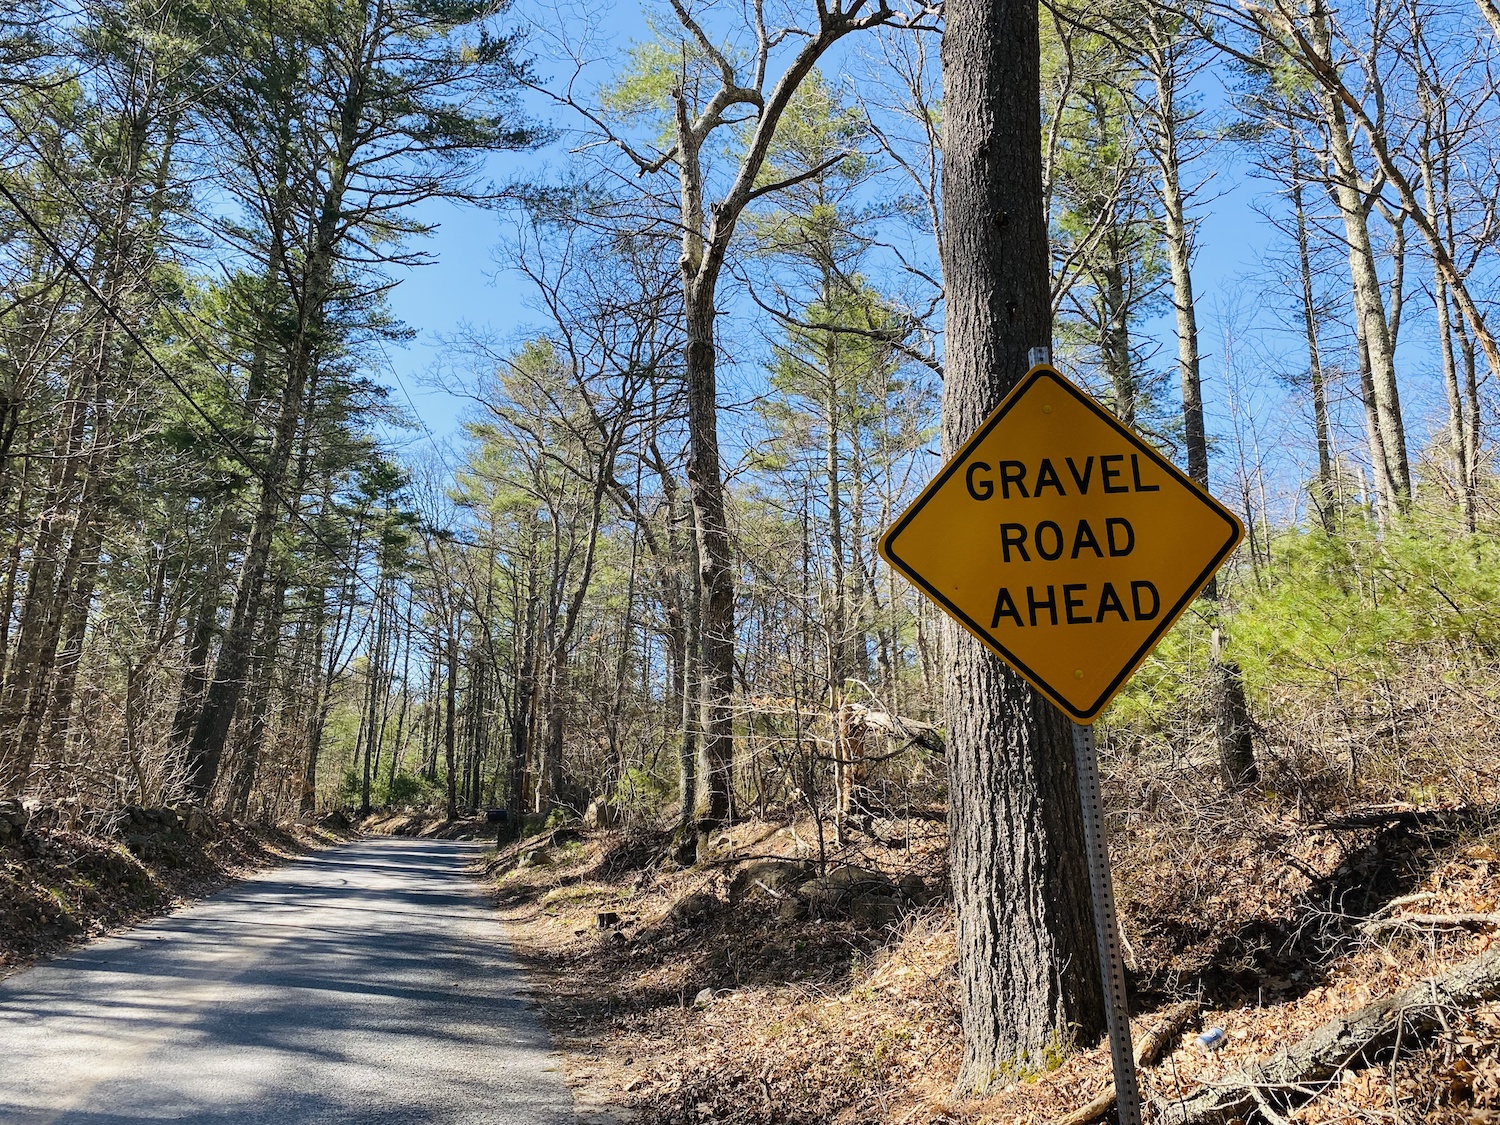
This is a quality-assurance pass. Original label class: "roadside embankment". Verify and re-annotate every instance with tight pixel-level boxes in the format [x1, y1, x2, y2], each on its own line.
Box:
[0, 799, 356, 976]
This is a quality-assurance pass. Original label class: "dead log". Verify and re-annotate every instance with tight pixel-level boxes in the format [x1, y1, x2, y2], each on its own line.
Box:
[1052, 1000, 1201, 1125]
[1160, 946, 1500, 1125]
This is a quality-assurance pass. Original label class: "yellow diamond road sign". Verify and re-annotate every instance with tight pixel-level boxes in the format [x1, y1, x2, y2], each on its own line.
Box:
[879, 365, 1244, 723]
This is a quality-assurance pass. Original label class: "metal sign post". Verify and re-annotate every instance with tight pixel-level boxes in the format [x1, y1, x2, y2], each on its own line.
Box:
[1033, 343, 1141, 1125]
[1072, 720, 1143, 1125]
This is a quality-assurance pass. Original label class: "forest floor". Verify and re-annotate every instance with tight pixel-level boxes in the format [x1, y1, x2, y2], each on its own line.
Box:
[0, 806, 356, 979]
[487, 801, 1500, 1125]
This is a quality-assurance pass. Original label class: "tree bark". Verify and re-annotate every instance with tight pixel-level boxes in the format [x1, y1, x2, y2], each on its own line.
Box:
[685, 290, 737, 850]
[445, 621, 459, 822]
[1287, 125, 1335, 527]
[360, 577, 389, 815]
[941, 0, 1105, 1089]
[1310, 7, 1410, 511]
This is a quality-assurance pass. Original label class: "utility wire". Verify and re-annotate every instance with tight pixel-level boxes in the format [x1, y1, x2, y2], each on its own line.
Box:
[0, 100, 265, 372]
[0, 98, 441, 602]
[0, 173, 388, 604]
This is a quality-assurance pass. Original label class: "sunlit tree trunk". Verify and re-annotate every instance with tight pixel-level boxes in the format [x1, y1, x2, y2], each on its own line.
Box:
[1142, 12, 1257, 789]
[942, 0, 1104, 1089]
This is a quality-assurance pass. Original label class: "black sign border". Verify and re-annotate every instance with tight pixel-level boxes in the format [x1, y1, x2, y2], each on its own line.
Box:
[879, 365, 1245, 723]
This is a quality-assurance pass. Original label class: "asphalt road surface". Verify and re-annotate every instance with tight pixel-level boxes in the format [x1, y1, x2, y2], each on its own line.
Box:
[0, 836, 576, 1124]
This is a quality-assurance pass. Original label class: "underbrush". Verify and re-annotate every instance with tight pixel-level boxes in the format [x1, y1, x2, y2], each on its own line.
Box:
[1110, 513, 1500, 817]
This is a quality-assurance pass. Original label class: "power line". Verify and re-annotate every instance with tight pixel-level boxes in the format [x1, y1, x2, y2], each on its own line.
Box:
[0, 174, 388, 604]
[0, 101, 264, 372]
[0, 98, 446, 605]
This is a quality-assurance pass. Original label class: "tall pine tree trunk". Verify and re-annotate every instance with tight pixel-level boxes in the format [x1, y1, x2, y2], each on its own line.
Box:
[684, 291, 736, 851]
[1146, 19, 1257, 789]
[445, 623, 459, 822]
[1312, 7, 1410, 513]
[941, 0, 1104, 1089]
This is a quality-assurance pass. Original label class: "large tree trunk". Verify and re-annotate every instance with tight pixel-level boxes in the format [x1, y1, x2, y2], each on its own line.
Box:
[684, 292, 737, 852]
[360, 578, 389, 816]
[535, 652, 566, 813]
[38, 468, 105, 769]
[1287, 126, 1335, 527]
[941, 0, 1105, 1089]
[171, 531, 231, 748]
[1100, 228, 1136, 429]
[1414, 43, 1475, 531]
[445, 623, 459, 821]
[180, 424, 299, 799]
[228, 587, 284, 819]
[673, 481, 700, 854]
[299, 590, 328, 816]
[509, 566, 539, 818]
[0, 348, 93, 795]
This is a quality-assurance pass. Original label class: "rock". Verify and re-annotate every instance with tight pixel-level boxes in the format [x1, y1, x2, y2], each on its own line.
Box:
[0, 799, 27, 843]
[777, 896, 808, 923]
[802, 865, 904, 926]
[583, 798, 618, 830]
[517, 846, 551, 869]
[668, 891, 720, 926]
[806, 864, 896, 899]
[25, 801, 61, 830]
[117, 805, 187, 835]
[172, 803, 210, 836]
[319, 809, 352, 832]
[896, 874, 928, 907]
[728, 859, 814, 907]
[848, 895, 905, 927]
[693, 987, 714, 1007]
[151, 807, 180, 829]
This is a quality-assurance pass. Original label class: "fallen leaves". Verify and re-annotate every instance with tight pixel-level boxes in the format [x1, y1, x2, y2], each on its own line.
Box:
[497, 810, 1500, 1125]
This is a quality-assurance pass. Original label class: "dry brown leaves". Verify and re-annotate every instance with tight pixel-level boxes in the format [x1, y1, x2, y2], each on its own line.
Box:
[496, 809, 1500, 1125]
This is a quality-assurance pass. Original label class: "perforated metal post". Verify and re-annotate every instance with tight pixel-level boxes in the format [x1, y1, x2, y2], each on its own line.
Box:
[1073, 721, 1143, 1125]
[1025, 343, 1141, 1121]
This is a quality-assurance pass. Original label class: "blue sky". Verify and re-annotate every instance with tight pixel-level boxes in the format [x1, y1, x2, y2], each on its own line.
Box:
[376, 141, 1283, 472]
[372, 21, 1450, 530]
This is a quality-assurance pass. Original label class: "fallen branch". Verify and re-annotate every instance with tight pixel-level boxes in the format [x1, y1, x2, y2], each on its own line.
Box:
[1367, 891, 1439, 919]
[1361, 912, 1500, 937]
[1159, 946, 1500, 1125]
[1316, 804, 1491, 832]
[1053, 1000, 1201, 1125]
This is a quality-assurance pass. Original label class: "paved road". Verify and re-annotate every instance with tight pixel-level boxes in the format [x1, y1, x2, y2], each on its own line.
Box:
[0, 836, 575, 1124]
